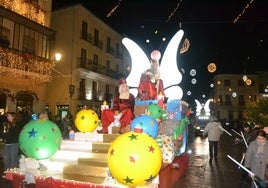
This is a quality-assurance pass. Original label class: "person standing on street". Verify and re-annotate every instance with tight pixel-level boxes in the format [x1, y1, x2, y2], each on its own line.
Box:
[2, 112, 25, 172]
[203, 116, 223, 162]
[244, 129, 268, 188]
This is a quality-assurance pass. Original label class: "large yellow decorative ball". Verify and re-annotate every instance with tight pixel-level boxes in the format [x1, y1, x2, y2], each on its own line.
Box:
[74, 109, 99, 132]
[107, 131, 162, 186]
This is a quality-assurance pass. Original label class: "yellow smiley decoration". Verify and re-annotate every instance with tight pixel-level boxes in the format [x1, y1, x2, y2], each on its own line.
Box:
[107, 131, 162, 186]
[74, 109, 99, 132]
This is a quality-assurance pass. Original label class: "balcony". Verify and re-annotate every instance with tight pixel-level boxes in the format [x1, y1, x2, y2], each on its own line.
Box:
[93, 39, 103, 49]
[0, 47, 56, 82]
[0, 0, 45, 25]
[77, 57, 125, 79]
[81, 31, 92, 44]
[106, 46, 114, 56]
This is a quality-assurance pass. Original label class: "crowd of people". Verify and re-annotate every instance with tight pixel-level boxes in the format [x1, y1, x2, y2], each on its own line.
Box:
[0, 110, 77, 177]
[203, 116, 268, 188]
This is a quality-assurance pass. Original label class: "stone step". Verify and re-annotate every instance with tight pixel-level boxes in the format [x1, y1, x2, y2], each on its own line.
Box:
[78, 157, 108, 167]
[92, 142, 111, 153]
[63, 164, 108, 184]
[60, 140, 111, 153]
[103, 133, 120, 142]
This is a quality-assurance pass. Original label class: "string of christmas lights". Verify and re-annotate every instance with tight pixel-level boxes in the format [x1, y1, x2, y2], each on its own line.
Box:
[233, 0, 254, 23]
[166, 0, 183, 22]
[106, 0, 123, 18]
[0, 47, 56, 82]
[0, 0, 45, 25]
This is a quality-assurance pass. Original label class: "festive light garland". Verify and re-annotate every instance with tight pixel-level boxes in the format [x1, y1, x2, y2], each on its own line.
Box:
[0, 47, 56, 83]
[0, 0, 45, 25]
[166, 0, 183, 22]
[180, 38, 190, 54]
[233, 0, 254, 23]
[106, 0, 123, 18]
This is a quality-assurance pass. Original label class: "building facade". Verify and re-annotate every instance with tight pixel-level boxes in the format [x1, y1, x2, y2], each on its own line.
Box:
[48, 4, 129, 119]
[0, 0, 56, 116]
[211, 74, 259, 121]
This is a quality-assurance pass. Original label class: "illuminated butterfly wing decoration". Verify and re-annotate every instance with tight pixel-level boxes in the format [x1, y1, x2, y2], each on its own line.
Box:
[195, 99, 203, 117]
[204, 99, 211, 116]
[159, 30, 184, 99]
[122, 30, 184, 99]
[122, 38, 151, 97]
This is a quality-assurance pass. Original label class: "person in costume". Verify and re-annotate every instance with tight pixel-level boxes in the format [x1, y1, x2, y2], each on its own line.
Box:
[138, 56, 165, 100]
[97, 78, 135, 134]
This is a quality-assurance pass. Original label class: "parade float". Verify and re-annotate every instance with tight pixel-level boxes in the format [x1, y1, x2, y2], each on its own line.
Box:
[5, 29, 190, 188]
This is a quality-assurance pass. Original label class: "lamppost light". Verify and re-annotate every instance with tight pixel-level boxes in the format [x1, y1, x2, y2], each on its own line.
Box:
[55, 52, 62, 62]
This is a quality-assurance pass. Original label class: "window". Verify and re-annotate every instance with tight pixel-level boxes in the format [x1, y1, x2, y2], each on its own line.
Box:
[82, 21, 88, 39]
[224, 80, 231, 86]
[105, 84, 109, 94]
[80, 48, 87, 68]
[16, 94, 33, 114]
[94, 29, 99, 45]
[250, 79, 255, 86]
[238, 95, 245, 106]
[218, 95, 223, 106]
[92, 81, 98, 100]
[93, 54, 98, 66]
[0, 92, 7, 111]
[224, 95, 231, 106]
[23, 35, 35, 54]
[107, 37, 111, 49]
[79, 79, 86, 99]
[0, 27, 10, 48]
[56, 105, 69, 120]
[237, 80, 245, 86]
[106, 60, 110, 72]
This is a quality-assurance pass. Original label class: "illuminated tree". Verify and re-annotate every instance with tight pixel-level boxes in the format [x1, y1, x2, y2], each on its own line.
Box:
[244, 98, 268, 127]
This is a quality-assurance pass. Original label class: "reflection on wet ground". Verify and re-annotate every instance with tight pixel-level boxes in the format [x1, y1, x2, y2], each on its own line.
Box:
[175, 127, 248, 188]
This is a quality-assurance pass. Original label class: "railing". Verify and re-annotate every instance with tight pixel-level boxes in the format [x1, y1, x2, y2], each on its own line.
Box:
[77, 57, 125, 79]
[81, 31, 92, 44]
[0, 47, 55, 82]
[93, 39, 103, 49]
[106, 46, 114, 56]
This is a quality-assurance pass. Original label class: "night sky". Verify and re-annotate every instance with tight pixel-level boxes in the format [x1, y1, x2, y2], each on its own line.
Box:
[52, 0, 268, 106]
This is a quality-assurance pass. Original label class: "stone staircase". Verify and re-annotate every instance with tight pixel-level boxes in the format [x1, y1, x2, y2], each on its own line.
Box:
[40, 133, 124, 185]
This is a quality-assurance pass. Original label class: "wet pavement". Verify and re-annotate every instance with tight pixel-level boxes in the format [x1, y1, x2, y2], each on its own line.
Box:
[175, 126, 249, 188]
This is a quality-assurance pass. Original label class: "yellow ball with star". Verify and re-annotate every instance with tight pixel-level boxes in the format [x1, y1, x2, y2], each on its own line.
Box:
[74, 109, 99, 132]
[107, 131, 162, 186]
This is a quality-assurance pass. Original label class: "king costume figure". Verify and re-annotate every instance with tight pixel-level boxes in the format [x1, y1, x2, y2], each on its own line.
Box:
[137, 57, 165, 100]
[97, 78, 135, 134]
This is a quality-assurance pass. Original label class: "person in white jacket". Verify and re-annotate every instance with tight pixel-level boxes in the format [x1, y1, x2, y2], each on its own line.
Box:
[203, 116, 223, 162]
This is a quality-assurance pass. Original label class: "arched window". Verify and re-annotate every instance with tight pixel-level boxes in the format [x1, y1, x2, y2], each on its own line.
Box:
[0, 92, 7, 114]
[16, 94, 33, 114]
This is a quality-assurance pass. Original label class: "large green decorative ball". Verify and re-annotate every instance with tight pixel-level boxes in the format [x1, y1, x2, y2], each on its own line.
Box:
[146, 104, 162, 120]
[19, 119, 62, 160]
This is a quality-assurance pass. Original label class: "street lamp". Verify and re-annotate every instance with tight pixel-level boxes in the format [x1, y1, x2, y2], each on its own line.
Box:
[55, 52, 62, 62]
